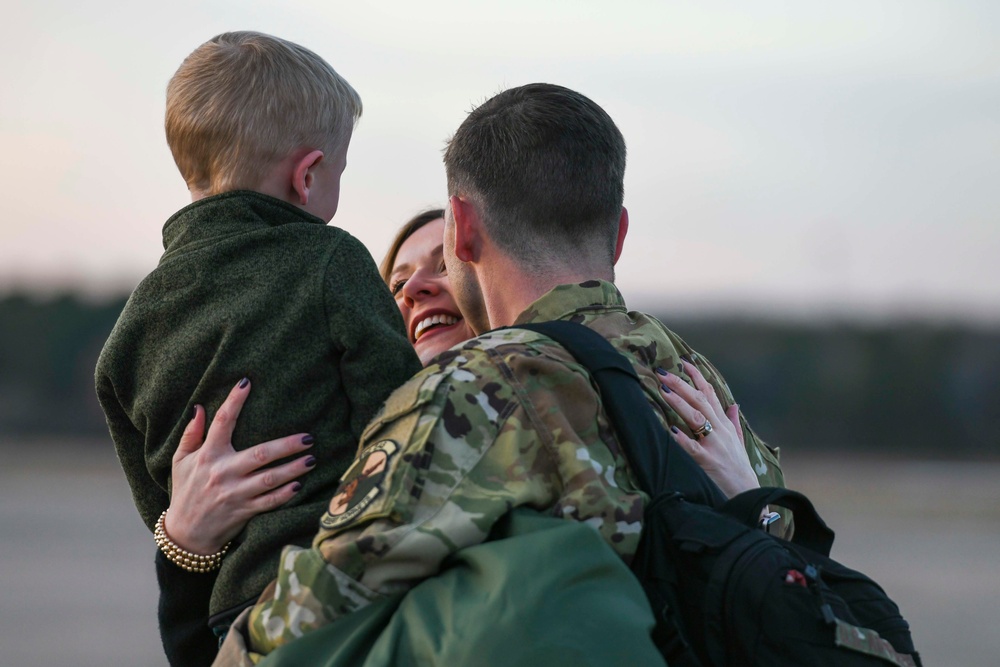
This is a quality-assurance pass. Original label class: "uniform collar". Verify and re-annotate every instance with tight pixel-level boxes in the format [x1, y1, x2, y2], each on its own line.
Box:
[513, 280, 627, 325]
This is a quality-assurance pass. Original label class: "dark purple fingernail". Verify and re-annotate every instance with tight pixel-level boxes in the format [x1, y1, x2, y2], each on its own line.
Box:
[305, 456, 317, 468]
[661, 383, 671, 393]
[292, 482, 302, 493]
[670, 426, 680, 434]
[655, 367, 668, 376]
[238, 377, 249, 389]
[301, 434, 314, 446]
[189, 405, 198, 421]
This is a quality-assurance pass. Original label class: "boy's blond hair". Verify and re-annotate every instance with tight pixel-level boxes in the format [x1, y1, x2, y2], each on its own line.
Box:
[166, 31, 362, 196]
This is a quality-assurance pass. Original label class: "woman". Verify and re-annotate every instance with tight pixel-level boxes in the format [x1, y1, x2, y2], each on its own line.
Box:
[379, 208, 475, 365]
[159, 208, 759, 664]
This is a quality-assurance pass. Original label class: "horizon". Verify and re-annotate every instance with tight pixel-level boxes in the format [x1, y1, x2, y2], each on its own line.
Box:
[5, 282, 1000, 329]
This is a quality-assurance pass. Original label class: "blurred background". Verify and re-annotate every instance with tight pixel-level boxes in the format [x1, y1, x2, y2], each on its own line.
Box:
[2, 1, 997, 665]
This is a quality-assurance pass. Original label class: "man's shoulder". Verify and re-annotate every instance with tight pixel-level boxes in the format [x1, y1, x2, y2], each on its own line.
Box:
[431, 328, 584, 378]
[589, 309, 696, 362]
[362, 317, 693, 436]
[365, 331, 559, 426]
[435, 319, 673, 379]
[354, 344, 518, 457]
[591, 308, 743, 413]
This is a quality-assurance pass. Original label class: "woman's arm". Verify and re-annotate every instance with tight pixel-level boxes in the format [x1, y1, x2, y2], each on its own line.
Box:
[157, 378, 317, 666]
[156, 549, 219, 667]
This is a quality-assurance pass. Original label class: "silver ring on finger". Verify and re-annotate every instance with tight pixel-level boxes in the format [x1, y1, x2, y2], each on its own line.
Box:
[692, 419, 713, 438]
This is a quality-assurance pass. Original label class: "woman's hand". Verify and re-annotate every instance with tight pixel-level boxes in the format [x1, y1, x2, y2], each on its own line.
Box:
[164, 378, 317, 555]
[657, 361, 759, 499]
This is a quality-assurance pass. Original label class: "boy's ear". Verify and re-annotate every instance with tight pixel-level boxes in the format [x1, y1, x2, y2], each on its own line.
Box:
[291, 150, 325, 205]
[449, 195, 483, 263]
[613, 207, 629, 265]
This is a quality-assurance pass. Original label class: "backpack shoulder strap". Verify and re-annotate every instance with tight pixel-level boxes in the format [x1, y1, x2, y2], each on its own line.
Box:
[516, 320, 727, 507]
[517, 321, 837, 553]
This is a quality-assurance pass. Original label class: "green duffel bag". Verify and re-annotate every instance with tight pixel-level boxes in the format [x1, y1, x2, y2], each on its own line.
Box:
[256, 508, 665, 667]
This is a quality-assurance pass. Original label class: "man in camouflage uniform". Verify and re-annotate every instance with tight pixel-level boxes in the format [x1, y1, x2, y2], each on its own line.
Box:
[215, 83, 785, 664]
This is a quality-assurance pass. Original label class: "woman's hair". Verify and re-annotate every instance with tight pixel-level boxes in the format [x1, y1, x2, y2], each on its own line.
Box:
[379, 208, 446, 283]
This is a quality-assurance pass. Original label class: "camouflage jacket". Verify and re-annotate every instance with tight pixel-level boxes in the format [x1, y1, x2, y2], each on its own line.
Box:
[226, 280, 784, 661]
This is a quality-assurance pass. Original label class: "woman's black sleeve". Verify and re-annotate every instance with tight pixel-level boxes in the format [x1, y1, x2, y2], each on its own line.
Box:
[155, 549, 219, 667]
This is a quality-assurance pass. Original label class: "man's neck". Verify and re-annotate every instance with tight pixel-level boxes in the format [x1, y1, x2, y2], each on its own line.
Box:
[480, 253, 613, 328]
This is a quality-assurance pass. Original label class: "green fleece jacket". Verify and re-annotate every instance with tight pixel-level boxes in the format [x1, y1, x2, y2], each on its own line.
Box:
[95, 191, 422, 617]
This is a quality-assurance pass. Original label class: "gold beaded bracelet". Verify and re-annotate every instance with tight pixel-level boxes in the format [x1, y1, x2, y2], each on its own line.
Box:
[154, 510, 231, 574]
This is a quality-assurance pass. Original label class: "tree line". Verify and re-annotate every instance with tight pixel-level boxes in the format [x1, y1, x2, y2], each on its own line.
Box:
[2, 292, 997, 458]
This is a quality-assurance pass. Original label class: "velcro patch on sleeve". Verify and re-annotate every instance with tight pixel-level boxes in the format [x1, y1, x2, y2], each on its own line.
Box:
[321, 439, 399, 531]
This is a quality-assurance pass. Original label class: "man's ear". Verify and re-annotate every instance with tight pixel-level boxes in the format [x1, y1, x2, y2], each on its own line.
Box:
[290, 150, 325, 205]
[613, 207, 629, 265]
[449, 195, 483, 263]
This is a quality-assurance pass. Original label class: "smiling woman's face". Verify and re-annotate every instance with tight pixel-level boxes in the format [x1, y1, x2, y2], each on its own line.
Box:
[388, 217, 475, 365]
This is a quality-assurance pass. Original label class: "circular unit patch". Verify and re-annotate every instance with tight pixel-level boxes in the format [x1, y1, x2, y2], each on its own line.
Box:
[321, 439, 399, 530]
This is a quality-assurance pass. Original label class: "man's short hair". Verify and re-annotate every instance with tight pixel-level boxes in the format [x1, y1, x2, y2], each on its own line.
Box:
[443, 83, 626, 268]
[166, 31, 362, 195]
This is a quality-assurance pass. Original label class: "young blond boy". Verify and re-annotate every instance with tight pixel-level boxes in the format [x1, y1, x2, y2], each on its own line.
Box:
[95, 31, 421, 664]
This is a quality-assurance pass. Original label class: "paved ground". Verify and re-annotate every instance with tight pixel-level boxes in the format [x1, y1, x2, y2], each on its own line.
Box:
[786, 452, 1000, 667]
[1, 440, 168, 667]
[1, 440, 997, 666]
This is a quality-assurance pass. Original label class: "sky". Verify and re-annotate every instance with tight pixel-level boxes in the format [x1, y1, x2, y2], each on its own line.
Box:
[2, 0, 998, 322]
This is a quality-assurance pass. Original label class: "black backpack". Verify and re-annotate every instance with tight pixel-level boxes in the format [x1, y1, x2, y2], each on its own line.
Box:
[518, 321, 921, 667]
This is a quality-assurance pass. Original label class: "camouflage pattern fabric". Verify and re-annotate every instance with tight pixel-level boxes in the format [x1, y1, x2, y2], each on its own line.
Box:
[216, 280, 786, 662]
[833, 619, 919, 667]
